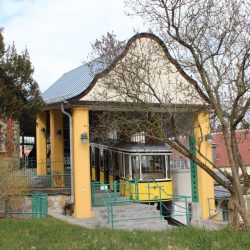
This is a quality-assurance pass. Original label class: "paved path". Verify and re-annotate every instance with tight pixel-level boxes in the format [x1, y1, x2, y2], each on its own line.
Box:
[48, 212, 103, 229]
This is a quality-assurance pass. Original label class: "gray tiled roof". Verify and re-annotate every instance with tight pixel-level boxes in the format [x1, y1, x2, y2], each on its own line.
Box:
[42, 58, 107, 103]
[214, 185, 230, 198]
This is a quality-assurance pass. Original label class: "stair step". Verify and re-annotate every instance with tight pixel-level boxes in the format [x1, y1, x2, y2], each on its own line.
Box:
[91, 200, 173, 231]
[113, 220, 170, 230]
[93, 204, 157, 213]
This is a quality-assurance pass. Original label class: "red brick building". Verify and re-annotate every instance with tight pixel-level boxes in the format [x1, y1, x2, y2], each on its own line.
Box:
[0, 118, 19, 160]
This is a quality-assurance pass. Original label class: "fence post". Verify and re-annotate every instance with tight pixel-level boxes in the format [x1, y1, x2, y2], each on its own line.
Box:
[111, 203, 114, 229]
[129, 181, 132, 199]
[159, 188, 163, 220]
[91, 182, 95, 206]
[135, 180, 139, 202]
[147, 180, 150, 203]
[185, 197, 189, 225]
[208, 198, 211, 217]
[114, 181, 118, 201]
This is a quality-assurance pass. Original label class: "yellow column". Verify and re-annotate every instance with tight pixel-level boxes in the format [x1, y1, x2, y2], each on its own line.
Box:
[50, 110, 64, 187]
[72, 107, 93, 218]
[36, 112, 47, 175]
[194, 112, 215, 219]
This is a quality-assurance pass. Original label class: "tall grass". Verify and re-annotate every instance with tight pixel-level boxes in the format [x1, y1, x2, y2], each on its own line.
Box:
[0, 217, 249, 249]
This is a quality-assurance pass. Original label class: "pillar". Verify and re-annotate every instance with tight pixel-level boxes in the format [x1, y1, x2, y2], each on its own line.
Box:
[36, 112, 47, 175]
[50, 110, 64, 187]
[72, 107, 92, 218]
[194, 112, 215, 219]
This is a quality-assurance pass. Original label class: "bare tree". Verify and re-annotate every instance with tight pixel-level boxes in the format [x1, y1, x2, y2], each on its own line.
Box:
[87, 0, 250, 228]
[122, 0, 250, 228]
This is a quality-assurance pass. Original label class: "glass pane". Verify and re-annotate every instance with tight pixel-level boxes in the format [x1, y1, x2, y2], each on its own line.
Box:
[124, 155, 130, 179]
[167, 156, 171, 178]
[118, 153, 124, 178]
[109, 151, 113, 174]
[141, 155, 166, 180]
[91, 147, 95, 167]
[131, 155, 140, 179]
[100, 149, 104, 171]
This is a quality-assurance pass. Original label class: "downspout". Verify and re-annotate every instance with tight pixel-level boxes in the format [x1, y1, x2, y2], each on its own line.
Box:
[61, 102, 74, 203]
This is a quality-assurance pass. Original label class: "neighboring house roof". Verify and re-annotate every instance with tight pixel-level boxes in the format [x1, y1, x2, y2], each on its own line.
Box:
[42, 33, 210, 105]
[214, 185, 230, 198]
[212, 130, 250, 168]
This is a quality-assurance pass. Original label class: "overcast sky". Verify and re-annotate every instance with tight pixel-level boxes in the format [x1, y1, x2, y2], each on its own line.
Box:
[0, 0, 144, 92]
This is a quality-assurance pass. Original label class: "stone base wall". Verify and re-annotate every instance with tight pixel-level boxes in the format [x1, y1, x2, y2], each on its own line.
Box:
[48, 194, 71, 214]
[0, 194, 71, 217]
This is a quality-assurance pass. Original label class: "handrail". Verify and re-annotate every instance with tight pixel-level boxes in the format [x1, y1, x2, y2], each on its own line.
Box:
[91, 180, 191, 228]
[207, 197, 229, 220]
[150, 177, 191, 199]
[91, 182, 113, 206]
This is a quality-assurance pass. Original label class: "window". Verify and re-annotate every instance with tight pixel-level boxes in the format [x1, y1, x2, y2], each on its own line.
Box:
[107, 128, 118, 140]
[118, 153, 124, 178]
[131, 132, 145, 143]
[171, 159, 188, 171]
[90, 147, 95, 167]
[167, 156, 171, 179]
[99, 149, 104, 171]
[124, 155, 130, 179]
[109, 151, 113, 174]
[131, 155, 140, 179]
[141, 155, 166, 180]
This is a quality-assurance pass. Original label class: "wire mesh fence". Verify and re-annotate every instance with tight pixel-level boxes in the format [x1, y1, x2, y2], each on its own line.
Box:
[0, 192, 48, 218]
[20, 158, 71, 189]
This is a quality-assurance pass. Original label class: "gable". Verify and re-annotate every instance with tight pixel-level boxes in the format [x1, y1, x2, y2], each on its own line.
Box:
[80, 36, 206, 105]
[42, 33, 209, 106]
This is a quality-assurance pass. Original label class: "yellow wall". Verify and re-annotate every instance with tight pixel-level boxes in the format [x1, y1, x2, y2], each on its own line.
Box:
[72, 107, 92, 218]
[50, 110, 64, 187]
[194, 112, 215, 219]
[36, 112, 47, 175]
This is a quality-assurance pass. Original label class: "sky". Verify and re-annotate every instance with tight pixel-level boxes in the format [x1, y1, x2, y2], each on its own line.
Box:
[0, 0, 144, 92]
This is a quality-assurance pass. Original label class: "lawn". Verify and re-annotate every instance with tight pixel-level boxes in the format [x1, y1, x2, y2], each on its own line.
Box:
[0, 217, 249, 250]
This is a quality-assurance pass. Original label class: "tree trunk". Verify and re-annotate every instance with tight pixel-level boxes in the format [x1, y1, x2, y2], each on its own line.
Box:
[228, 196, 240, 229]
[228, 195, 250, 229]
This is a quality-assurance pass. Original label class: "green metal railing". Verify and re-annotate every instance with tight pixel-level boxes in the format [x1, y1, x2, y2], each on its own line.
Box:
[155, 181, 190, 225]
[208, 197, 229, 221]
[20, 158, 71, 189]
[91, 182, 113, 206]
[91, 180, 191, 228]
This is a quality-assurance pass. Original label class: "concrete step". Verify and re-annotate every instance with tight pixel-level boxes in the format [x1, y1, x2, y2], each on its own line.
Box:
[93, 191, 123, 198]
[113, 219, 171, 231]
[93, 196, 129, 203]
[100, 211, 161, 221]
[91, 201, 171, 231]
[93, 204, 157, 215]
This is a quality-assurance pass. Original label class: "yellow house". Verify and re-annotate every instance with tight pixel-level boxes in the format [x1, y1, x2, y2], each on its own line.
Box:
[37, 33, 214, 219]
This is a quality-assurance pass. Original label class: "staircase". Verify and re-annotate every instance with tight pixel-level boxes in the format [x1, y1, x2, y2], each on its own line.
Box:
[92, 191, 171, 230]
[92, 190, 128, 206]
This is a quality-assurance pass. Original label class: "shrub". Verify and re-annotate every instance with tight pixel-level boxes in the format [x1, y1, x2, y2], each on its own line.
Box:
[0, 158, 28, 216]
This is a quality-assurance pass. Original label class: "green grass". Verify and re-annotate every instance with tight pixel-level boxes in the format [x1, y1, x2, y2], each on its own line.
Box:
[0, 217, 250, 250]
